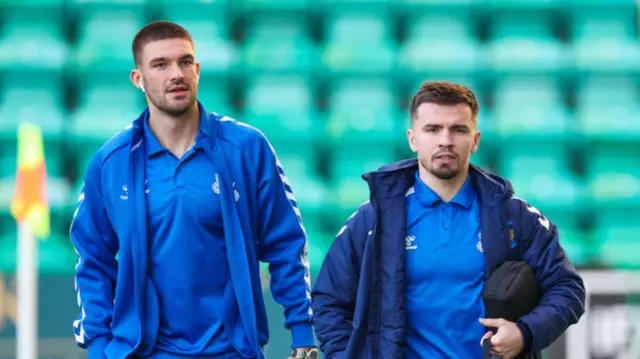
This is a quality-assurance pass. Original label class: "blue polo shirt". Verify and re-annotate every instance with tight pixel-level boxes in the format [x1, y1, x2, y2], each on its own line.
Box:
[404, 171, 486, 359]
[143, 118, 238, 358]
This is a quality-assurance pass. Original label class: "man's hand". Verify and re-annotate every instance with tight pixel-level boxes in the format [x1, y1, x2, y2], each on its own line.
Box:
[479, 318, 524, 359]
[288, 347, 318, 359]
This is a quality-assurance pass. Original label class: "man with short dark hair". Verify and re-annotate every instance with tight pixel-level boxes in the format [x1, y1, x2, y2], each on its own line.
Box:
[70, 21, 318, 359]
[311, 81, 585, 359]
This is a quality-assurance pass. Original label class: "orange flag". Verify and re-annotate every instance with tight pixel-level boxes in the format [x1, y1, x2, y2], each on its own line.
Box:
[10, 122, 50, 239]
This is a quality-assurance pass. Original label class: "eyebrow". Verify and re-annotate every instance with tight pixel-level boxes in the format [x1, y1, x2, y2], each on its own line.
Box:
[422, 123, 471, 131]
[149, 54, 194, 65]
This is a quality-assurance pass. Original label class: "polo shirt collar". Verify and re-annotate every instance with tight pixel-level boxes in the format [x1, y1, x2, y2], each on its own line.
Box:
[413, 171, 474, 209]
[142, 108, 209, 158]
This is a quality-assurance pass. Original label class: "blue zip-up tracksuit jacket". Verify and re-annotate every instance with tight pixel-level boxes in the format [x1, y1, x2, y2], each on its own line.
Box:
[311, 159, 586, 359]
[70, 102, 315, 358]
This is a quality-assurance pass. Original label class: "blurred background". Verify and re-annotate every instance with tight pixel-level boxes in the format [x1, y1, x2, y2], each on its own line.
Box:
[0, 0, 640, 358]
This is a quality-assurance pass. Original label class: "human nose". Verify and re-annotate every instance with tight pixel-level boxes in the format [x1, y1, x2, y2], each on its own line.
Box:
[437, 128, 454, 147]
[169, 62, 184, 81]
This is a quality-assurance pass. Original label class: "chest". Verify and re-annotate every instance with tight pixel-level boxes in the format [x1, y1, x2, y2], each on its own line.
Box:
[104, 149, 226, 237]
[405, 203, 484, 282]
[145, 149, 223, 229]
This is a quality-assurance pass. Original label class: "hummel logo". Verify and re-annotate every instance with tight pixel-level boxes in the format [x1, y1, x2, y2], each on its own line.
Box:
[405, 235, 417, 250]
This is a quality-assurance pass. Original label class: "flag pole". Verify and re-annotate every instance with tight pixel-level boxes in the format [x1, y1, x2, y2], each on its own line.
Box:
[16, 221, 38, 359]
[11, 121, 48, 359]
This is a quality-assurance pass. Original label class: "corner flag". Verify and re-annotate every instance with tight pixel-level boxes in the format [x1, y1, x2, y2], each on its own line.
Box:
[10, 122, 50, 239]
[9, 121, 50, 359]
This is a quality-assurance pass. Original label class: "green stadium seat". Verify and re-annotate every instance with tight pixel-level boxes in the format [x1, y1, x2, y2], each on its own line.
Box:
[483, 0, 564, 9]
[277, 151, 329, 215]
[198, 83, 232, 116]
[585, 144, 640, 207]
[239, 0, 309, 11]
[243, 75, 319, 144]
[325, 78, 403, 145]
[396, 0, 475, 10]
[166, 20, 235, 76]
[487, 12, 565, 74]
[70, 78, 142, 176]
[571, 0, 637, 5]
[158, 1, 234, 76]
[322, 11, 397, 74]
[493, 76, 571, 138]
[576, 77, 640, 140]
[592, 210, 640, 269]
[242, 18, 317, 73]
[158, 0, 227, 13]
[0, 82, 66, 177]
[399, 12, 481, 74]
[1, 0, 64, 9]
[500, 143, 581, 210]
[571, 8, 640, 73]
[557, 228, 592, 267]
[329, 147, 397, 215]
[0, 16, 68, 74]
[0, 85, 65, 141]
[71, 0, 148, 74]
[534, 210, 593, 266]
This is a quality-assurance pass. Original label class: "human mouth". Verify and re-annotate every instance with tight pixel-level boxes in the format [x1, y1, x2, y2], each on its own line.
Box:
[435, 153, 457, 160]
[168, 86, 188, 95]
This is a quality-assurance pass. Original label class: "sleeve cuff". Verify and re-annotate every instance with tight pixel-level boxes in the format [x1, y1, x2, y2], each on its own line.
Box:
[87, 336, 110, 359]
[291, 322, 316, 349]
[516, 320, 533, 354]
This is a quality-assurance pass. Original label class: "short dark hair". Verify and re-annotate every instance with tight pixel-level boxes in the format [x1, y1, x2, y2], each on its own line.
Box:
[132, 21, 194, 66]
[409, 81, 479, 120]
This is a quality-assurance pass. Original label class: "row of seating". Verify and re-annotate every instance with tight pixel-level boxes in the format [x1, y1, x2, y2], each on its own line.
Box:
[1, 0, 635, 11]
[1, 4, 639, 75]
[2, 76, 640, 152]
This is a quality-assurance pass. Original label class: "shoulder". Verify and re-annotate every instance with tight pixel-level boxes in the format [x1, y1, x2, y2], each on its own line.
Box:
[88, 124, 133, 174]
[505, 196, 554, 234]
[213, 113, 269, 151]
[341, 201, 376, 237]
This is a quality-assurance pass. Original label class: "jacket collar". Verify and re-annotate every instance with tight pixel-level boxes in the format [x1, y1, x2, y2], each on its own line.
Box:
[363, 158, 514, 206]
[129, 100, 218, 155]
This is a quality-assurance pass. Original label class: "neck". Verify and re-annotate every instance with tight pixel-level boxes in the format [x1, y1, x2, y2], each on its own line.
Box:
[418, 165, 469, 202]
[147, 104, 200, 158]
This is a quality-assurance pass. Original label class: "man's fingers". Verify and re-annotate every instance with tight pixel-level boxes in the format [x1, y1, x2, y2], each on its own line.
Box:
[479, 318, 505, 328]
[490, 332, 502, 347]
[480, 331, 493, 346]
[491, 329, 508, 352]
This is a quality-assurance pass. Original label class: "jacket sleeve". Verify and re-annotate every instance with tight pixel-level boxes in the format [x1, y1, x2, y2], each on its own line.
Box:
[311, 205, 369, 357]
[514, 200, 586, 354]
[253, 134, 315, 349]
[69, 154, 119, 358]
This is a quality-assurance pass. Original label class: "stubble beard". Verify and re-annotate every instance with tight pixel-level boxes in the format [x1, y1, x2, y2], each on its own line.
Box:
[149, 89, 198, 118]
[420, 157, 461, 181]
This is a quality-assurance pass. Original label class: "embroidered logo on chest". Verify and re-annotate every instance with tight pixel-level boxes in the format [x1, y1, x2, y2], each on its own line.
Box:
[212, 174, 240, 202]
